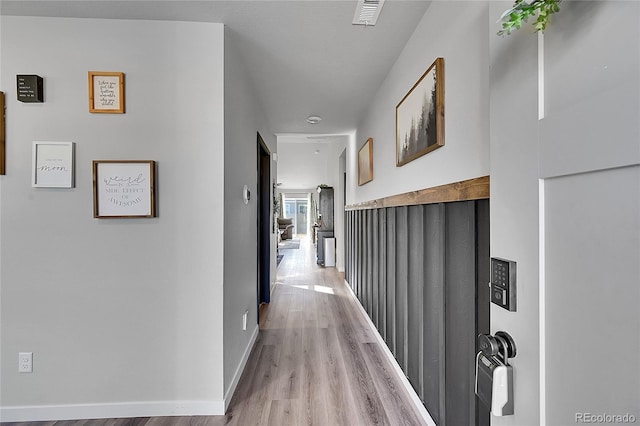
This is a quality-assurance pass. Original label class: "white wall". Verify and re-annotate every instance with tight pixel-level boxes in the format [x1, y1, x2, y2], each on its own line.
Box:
[0, 17, 226, 421]
[351, 1, 490, 205]
[331, 140, 347, 272]
[222, 28, 276, 403]
[490, 1, 640, 425]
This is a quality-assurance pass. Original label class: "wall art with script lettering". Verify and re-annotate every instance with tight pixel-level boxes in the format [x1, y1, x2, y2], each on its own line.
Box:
[88, 71, 125, 113]
[93, 160, 156, 218]
[32, 142, 75, 188]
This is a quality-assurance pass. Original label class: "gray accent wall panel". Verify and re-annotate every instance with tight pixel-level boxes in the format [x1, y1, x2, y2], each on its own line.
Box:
[395, 206, 408, 372]
[444, 201, 477, 426]
[475, 199, 491, 426]
[364, 210, 374, 315]
[423, 203, 446, 424]
[386, 208, 397, 356]
[345, 199, 489, 426]
[378, 208, 387, 342]
[346, 211, 352, 290]
[372, 209, 380, 329]
[357, 211, 363, 298]
[407, 205, 425, 396]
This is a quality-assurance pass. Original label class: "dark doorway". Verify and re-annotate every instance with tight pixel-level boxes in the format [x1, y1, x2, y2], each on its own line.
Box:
[257, 133, 271, 313]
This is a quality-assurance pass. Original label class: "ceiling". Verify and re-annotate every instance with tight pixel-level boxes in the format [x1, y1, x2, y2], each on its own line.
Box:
[1, 0, 431, 187]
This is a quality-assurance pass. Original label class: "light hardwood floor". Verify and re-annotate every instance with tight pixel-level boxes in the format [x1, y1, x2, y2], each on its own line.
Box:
[3, 238, 426, 426]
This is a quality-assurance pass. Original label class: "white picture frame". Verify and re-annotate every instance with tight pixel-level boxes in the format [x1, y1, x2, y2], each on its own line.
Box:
[32, 141, 75, 188]
[93, 160, 156, 218]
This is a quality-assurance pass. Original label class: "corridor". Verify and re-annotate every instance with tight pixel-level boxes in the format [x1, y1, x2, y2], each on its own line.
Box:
[225, 237, 426, 425]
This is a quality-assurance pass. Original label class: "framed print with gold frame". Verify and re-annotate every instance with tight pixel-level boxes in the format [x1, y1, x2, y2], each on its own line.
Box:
[358, 137, 373, 186]
[88, 71, 125, 113]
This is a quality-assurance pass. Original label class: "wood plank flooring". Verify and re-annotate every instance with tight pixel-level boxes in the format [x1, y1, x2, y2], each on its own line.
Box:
[2, 238, 426, 426]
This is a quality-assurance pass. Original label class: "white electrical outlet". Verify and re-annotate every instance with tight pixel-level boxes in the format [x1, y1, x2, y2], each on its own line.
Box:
[242, 310, 248, 331]
[19, 352, 33, 373]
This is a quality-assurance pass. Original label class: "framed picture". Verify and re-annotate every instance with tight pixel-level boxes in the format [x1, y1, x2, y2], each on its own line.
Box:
[93, 160, 156, 218]
[0, 92, 5, 175]
[396, 57, 444, 167]
[32, 142, 75, 188]
[358, 137, 373, 186]
[88, 71, 125, 113]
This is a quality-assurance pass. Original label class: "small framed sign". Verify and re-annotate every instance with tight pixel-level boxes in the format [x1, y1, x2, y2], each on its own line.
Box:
[17, 75, 44, 103]
[32, 142, 75, 188]
[93, 160, 156, 218]
[88, 71, 125, 113]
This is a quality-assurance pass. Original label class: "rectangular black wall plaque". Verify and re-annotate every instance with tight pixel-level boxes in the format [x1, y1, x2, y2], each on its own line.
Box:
[17, 75, 44, 103]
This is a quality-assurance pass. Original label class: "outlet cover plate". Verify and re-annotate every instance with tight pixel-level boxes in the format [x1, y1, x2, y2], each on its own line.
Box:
[19, 352, 33, 373]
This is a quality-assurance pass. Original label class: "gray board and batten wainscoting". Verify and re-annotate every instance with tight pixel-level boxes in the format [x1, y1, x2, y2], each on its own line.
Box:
[345, 176, 491, 426]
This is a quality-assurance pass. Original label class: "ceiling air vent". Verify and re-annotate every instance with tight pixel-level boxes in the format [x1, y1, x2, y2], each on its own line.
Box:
[352, 0, 386, 26]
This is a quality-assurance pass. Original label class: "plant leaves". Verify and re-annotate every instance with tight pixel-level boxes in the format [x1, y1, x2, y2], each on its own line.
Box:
[496, 0, 561, 35]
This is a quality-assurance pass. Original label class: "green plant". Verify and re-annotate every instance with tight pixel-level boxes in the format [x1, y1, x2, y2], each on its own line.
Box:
[273, 196, 280, 215]
[273, 182, 281, 217]
[498, 0, 561, 36]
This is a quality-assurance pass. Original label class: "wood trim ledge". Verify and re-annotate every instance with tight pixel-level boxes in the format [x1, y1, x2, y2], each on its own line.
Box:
[345, 175, 489, 211]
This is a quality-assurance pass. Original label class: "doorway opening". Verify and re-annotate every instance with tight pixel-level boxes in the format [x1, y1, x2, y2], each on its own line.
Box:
[257, 133, 271, 312]
[283, 195, 309, 236]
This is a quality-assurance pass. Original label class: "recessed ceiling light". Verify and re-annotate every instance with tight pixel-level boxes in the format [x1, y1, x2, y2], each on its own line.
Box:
[306, 116, 322, 124]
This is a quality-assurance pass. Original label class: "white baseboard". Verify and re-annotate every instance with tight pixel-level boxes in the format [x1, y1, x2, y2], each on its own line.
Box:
[343, 279, 437, 426]
[223, 323, 260, 411]
[1, 325, 260, 423]
[0, 400, 226, 423]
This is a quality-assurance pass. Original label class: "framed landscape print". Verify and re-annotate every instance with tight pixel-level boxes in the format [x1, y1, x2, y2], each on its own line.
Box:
[396, 57, 444, 166]
[93, 160, 155, 218]
[358, 137, 373, 186]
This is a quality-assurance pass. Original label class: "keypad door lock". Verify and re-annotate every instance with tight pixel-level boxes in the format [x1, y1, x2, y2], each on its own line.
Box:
[490, 257, 517, 311]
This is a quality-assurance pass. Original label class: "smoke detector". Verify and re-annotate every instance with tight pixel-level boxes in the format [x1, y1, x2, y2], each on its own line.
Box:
[352, 0, 386, 26]
[306, 116, 322, 124]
